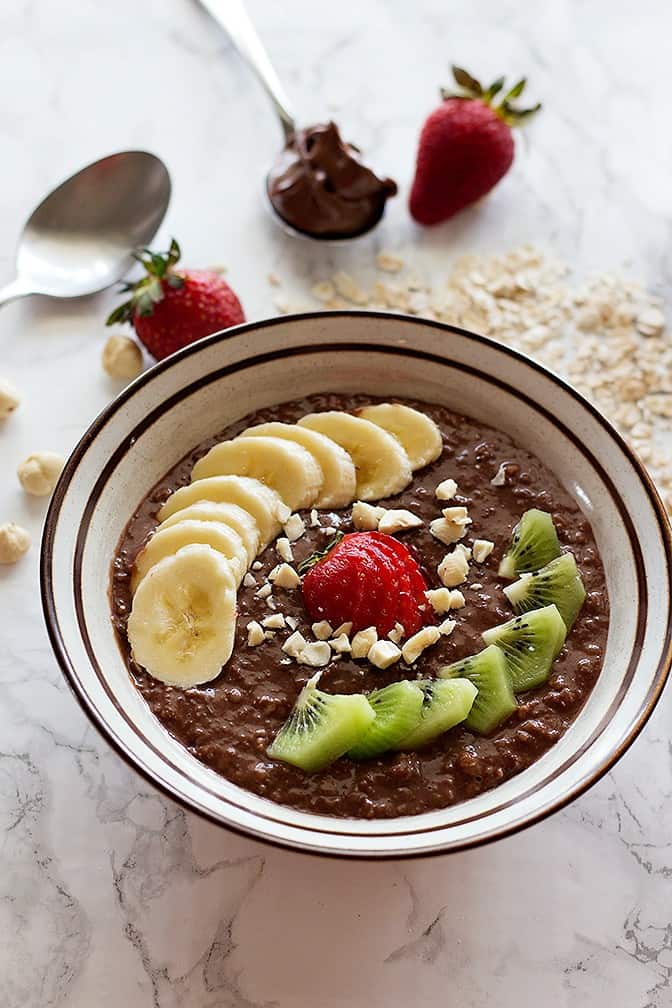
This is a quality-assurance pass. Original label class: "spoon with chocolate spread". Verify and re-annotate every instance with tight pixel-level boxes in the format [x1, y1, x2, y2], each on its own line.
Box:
[198, 0, 397, 239]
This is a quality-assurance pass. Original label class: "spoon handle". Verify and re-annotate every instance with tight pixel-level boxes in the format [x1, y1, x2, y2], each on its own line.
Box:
[0, 278, 31, 309]
[199, 0, 297, 143]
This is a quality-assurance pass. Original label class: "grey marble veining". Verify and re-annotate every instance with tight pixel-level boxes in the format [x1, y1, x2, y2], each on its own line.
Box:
[0, 1, 671, 1005]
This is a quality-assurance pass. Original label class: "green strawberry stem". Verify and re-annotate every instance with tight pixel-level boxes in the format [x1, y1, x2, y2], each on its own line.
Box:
[106, 238, 185, 325]
[440, 65, 541, 125]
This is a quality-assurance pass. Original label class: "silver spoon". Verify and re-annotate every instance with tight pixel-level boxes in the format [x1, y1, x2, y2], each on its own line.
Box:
[0, 151, 171, 310]
[198, 0, 394, 241]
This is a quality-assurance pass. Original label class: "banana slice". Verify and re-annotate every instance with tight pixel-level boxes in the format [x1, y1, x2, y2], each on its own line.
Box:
[298, 411, 412, 501]
[158, 501, 260, 565]
[241, 422, 356, 508]
[157, 475, 282, 548]
[357, 403, 443, 471]
[127, 543, 237, 687]
[191, 436, 323, 512]
[131, 519, 248, 594]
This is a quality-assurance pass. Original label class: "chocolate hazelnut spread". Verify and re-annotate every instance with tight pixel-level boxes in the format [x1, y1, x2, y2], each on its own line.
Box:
[110, 395, 609, 820]
[267, 122, 397, 239]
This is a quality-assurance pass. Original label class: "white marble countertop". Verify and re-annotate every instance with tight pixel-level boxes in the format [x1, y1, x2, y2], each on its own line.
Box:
[1, 1, 671, 1005]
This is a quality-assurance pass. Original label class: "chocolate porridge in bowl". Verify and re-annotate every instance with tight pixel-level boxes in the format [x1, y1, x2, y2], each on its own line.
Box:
[110, 394, 609, 820]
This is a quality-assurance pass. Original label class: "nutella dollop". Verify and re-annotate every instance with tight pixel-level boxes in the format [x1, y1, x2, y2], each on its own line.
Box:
[267, 121, 397, 239]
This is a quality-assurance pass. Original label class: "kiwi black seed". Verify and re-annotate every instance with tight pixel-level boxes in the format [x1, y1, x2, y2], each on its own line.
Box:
[498, 509, 562, 578]
[504, 552, 586, 630]
[267, 674, 375, 772]
[348, 680, 425, 759]
[439, 644, 517, 735]
[393, 678, 477, 750]
[482, 604, 567, 692]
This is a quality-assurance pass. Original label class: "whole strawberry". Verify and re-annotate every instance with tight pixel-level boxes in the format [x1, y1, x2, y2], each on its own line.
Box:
[107, 239, 245, 360]
[409, 66, 541, 226]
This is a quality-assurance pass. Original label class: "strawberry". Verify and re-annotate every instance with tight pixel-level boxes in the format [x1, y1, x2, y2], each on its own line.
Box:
[107, 239, 245, 360]
[302, 531, 431, 636]
[409, 66, 541, 226]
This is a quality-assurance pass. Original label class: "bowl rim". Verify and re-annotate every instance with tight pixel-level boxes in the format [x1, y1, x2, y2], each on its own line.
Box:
[40, 310, 672, 858]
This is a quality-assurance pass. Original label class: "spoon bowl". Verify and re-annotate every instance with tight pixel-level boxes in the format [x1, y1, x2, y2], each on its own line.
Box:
[0, 151, 171, 307]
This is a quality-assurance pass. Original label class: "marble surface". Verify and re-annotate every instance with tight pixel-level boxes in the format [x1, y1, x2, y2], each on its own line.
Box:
[1, 0, 671, 1004]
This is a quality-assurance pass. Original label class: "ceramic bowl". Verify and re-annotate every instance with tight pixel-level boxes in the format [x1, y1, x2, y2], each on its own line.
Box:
[41, 312, 672, 858]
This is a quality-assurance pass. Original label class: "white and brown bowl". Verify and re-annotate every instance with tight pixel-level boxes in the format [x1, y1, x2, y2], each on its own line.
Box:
[41, 312, 672, 858]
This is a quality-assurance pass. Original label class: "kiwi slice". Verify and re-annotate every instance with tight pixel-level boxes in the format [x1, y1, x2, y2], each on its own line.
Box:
[498, 509, 562, 578]
[267, 673, 375, 772]
[504, 552, 586, 630]
[482, 604, 567, 692]
[348, 680, 425, 759]
[393, 678, 477, 751]
[439, 645, 517, 735]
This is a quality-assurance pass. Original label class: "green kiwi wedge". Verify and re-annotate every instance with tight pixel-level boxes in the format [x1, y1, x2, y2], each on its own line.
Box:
[504, 552, 586, 630]
[267, 673, 375, 772]
[482, 604, 567, 692]
[439, 645, 517, 735]
[498, 509, 562, 578]
[393, 678, 477, 750]
[348, 680, 425, 759]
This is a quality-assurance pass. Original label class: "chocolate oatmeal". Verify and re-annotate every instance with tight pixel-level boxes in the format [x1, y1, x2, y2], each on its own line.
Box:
[110, 395, 609, 819]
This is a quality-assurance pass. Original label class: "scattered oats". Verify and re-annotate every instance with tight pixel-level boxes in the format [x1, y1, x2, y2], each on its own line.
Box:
[388, 622, 405, 644]
[285, 615, 298, 630]
[318, 525, 338, 535]
[352, 500, 385, 530]
[0, 522, 31, 564]
[329, 633, 352, 653]
[351, 626, 378, 659]
[0, 378, 20, 420]
[438, 618, 457, 637]
[246, 621, 265, 647]
[438, 549, 470, 588]
[430, 517, 468, 546]
[263, 613, 286, 629]
[646, 393, 672, 419]
[312, 620, 334, 640]
[637, 307, 665, 337]
[243, 571, 256, 588]
[270, 563, 300, 589]
[252, 561, 263, 571]
[266, 596, 277, 610]
[275, 500, 292, 524]
[368, 640, 402, 670]
[376, 251, 405, 273]
[470, 582, 483, 591]
[310, 509, 320, 527]
[333, 271, 369, 305]
[276, 537, 294, 563]
[333, 622, 353, 637]
[378, 508, 423, 534]
[491, 463, 508, 487]
[298, 641, 332, 667]
[283, 513, 306, 542]
[267, 272, 281, 287]
[282, 630, 307, 658]
[472, 539, 495, 563]
[435, 478, 458, 501]
[255, 582, 272, 599]
[402, 626, 441, 665]
[311, 281, 335, 301]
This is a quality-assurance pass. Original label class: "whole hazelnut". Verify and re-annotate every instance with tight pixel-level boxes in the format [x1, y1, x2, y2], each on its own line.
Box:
[102, 334, 143, 381]
[0, 377, 20, 419]
[0, 522, 31, 564]
[17, 451, 65, 497]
